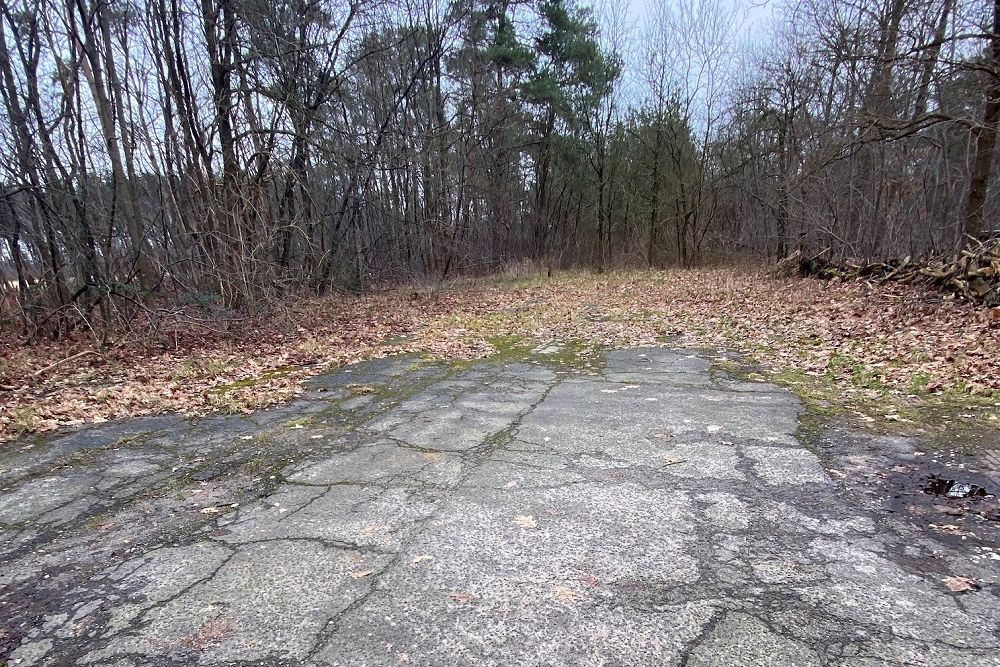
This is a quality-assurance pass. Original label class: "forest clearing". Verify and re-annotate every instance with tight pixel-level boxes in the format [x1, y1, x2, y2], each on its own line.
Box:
[2, 0, 1000, 663]
[2, 266, 998, 444]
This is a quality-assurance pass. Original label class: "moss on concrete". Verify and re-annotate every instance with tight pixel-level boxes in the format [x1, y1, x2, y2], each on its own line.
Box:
[483, 335, 604, 373]
[716, 354, 999, 453]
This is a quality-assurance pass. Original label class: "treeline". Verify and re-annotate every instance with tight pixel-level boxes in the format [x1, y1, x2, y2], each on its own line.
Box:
[721, 0, 1000, 263]
[0, 0, 997, 337]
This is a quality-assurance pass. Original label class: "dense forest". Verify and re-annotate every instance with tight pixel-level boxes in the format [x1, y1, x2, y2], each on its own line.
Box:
[0, 0, 998, 335]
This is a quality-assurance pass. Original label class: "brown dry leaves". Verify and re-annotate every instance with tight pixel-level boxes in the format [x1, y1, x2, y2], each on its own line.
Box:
[2, 267, 998, 443]
[0, 293, 442, 441]
[942, 575, 980, 593]
[180, 618, 233, 651]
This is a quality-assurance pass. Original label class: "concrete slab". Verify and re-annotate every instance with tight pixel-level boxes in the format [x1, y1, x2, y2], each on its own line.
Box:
[1, 349, 997, 666]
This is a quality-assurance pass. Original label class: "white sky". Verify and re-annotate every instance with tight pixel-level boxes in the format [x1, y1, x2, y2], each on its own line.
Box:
[594, 0, 778, 112]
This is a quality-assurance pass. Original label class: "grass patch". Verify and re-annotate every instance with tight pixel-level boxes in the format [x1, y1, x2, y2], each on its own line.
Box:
[210, 366, 297, 394]
[170, 358, 234, 381]
[761, 361, 996, 452]
[6, 406, 39, 437]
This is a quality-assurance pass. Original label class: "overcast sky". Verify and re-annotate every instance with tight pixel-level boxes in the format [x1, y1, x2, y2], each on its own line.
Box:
[614, 0, 776, 35]
[601, 0, 779, 111]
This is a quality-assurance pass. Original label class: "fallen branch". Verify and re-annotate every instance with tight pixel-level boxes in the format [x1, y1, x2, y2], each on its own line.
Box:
[32, 349, 102, 377]
[789, 240, 1000, 306]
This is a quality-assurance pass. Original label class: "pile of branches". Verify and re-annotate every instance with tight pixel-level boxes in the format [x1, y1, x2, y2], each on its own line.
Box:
[771, 240, 1000, 306]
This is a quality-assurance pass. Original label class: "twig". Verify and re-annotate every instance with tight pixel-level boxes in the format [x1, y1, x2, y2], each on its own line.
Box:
[32, 349, 102, 377]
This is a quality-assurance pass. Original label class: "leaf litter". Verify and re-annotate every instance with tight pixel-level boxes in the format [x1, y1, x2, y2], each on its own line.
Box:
[2, 268, 998, 443]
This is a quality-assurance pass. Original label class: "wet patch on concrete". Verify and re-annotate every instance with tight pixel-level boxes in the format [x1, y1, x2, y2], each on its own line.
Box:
[814, 426, 1000, 558]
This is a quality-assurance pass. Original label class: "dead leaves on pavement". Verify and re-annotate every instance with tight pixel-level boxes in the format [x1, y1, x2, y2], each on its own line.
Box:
[942, 575, 980, 593]
[180, 618, 233, 651]
[448, 592, 475, 604]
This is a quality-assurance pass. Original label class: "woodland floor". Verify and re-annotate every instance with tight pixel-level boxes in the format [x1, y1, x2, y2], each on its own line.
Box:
[2, 267, 998, 448]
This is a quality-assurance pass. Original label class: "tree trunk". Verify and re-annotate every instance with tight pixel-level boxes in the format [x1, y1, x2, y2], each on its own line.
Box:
[964, 0, 1000, 242]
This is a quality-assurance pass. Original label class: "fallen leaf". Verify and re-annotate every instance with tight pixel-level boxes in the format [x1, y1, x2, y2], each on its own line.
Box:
[942, 576, 980, 592]
[513, 514, 537, 529]
[551, 585, 578, 603]
[929, 523, 966, 533]
[181, 618, 233, 650]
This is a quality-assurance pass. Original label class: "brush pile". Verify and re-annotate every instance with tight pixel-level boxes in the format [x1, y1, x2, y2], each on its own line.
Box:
[773, 240, 1000, 306]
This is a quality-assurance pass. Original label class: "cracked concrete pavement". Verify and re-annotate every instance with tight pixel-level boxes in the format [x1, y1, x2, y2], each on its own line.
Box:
[1, 348, 998, 666]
